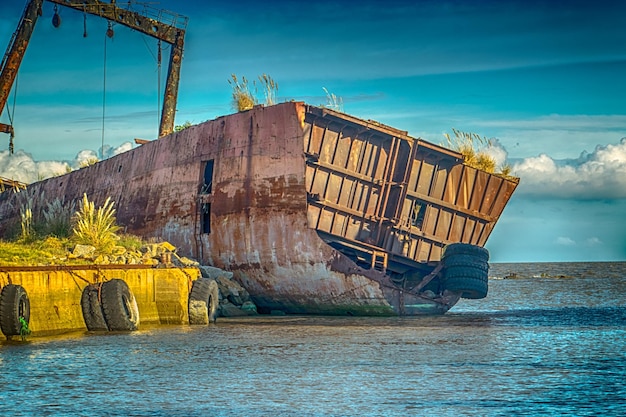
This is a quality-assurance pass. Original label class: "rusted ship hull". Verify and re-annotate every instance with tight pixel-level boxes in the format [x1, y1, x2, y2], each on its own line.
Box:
[0, 102, 517, 315]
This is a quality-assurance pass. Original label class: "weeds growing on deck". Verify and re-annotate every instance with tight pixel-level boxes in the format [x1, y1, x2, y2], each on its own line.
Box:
[0, 238, 72, 266]
[0, 194, 150, 266]
[79, 158, 99, 168]
[322, 87, 344, 112]
[258, 74, 278, 106]
[228, 74, 279, 111]
[444, 128, 514, 177]
[228, 74, 257, 111]
[42, 197, 74, 238]
[72, 193, 121, 253]
[175, 121, 193, 132]
[19, 206, 33, 243]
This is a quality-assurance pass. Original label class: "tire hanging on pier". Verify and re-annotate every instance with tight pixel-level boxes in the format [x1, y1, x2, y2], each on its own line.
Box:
[0, 284, 30, 337]
[80, 284, 109, 331]
[188, 278, 219, 325]
[442, 243, 489, 299]
[100, 279, 140, 331]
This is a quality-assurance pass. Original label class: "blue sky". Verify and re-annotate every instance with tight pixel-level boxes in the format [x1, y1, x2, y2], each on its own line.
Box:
[1, 0, 625, 262]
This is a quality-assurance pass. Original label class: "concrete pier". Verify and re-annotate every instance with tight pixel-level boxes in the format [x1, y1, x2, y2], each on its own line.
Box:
[0, 265, 200, 337]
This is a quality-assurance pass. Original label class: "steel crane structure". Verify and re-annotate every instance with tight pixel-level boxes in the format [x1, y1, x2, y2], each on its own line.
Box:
[0, 0, 187, 153]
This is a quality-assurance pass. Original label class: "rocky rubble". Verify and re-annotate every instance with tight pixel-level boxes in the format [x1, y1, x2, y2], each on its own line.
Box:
[68, 241, 197, 266]
[199, 265, 258, 317]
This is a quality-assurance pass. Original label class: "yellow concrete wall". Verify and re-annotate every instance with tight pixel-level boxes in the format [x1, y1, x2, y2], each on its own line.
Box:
[0, 267, 199, 336]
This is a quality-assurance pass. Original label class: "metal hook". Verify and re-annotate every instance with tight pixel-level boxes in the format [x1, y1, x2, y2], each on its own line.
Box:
[106, 21, 114, 38]
[52, 4, 61, 28]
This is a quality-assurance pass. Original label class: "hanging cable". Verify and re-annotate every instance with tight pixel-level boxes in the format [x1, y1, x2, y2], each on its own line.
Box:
[6, 71, 19, 154]
[8, 131, 14, 155]
[140, 35, 162, 130]
[157, 39, 162, 127]
[83, 5, 88, 37]
[101, 26, 108, 160]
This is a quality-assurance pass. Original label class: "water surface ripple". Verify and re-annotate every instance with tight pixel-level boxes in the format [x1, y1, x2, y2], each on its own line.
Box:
[1, 262, 625, 416]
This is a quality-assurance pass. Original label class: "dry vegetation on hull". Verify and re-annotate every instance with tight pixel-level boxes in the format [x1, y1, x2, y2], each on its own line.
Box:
[443, 128, 515, 178]
[0, 238, 197, 267]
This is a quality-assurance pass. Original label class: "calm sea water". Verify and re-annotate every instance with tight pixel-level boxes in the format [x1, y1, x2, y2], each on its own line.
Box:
[1, 262, 625, 416]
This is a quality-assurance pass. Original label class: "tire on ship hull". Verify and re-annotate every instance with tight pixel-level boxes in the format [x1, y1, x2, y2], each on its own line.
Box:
[442, 267, 489, 299]
[442, 254, 489, 272]
[80, 284, 109, 331]
[442, 243, 489, 300]
[442, 243, 489, 262]
[100, 279, 139, 331]
[188, 278, 219, 325]
[0, 284, 30, 337]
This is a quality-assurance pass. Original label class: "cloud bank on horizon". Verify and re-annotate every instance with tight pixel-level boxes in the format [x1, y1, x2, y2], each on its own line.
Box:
[2, 132, 626, 203]
[0, 142, 132, 184]
[513, 138, 626, 200]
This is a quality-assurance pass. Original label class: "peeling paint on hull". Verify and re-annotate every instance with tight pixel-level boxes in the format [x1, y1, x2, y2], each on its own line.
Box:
[0, 102, 517, 315]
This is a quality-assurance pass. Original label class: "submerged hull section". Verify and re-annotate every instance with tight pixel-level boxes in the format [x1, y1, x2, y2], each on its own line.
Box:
[0, 102, 517, 315]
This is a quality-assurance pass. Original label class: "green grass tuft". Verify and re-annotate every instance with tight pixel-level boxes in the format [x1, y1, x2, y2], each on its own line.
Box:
[0, 238, 72, 266]
[71, 194, 121, 253]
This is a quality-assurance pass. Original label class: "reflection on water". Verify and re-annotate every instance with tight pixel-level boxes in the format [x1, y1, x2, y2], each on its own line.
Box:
[1, 262, 625, 416]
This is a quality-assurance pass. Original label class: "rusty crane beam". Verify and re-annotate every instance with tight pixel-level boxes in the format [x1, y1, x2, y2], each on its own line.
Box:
[0, 0, 44, 153]
[0, 0, 187, 153]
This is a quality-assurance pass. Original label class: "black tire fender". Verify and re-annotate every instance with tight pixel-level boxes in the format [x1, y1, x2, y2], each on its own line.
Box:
[443, 276, 488, 299]
[443, 266, 489, 299]
[80, 284, 109, 331]
[189, 278, 219, 325]
[0, 284, 30, 337]
[442, 243, 489, 262]
[442, 254, 489, 272]
[100, 279, 139, 331]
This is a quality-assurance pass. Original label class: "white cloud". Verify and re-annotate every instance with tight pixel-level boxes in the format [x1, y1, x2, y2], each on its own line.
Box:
[0, 150, 68, 184]
[555, 237, 576, 246]
[72, 142, 134, 168]
[74, 150, 99, 168]
[109, 142, 134, 157]
[512, 137, 626, 199]
[586, 237, 603, 246]
[483, 138, 508, 168]
[0, 142, 134, 184]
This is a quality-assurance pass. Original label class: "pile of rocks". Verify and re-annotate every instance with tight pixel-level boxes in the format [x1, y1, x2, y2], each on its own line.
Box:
[199, 265, 258, 317]
[68, 241, 198, 266]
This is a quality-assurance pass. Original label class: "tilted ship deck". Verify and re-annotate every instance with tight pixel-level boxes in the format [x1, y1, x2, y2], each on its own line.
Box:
[0, 102, 518, 315]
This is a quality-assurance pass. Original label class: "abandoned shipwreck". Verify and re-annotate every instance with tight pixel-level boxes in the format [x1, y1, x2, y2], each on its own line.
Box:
[0, 102, 518, 315]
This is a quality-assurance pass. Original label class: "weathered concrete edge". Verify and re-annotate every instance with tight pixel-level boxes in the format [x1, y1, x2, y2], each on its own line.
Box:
[0, 266, 201, 337]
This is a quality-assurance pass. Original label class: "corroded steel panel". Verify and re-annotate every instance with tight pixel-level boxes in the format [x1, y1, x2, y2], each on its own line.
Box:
[458, 165, 475, 209]
[303, 106, 519, 267]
